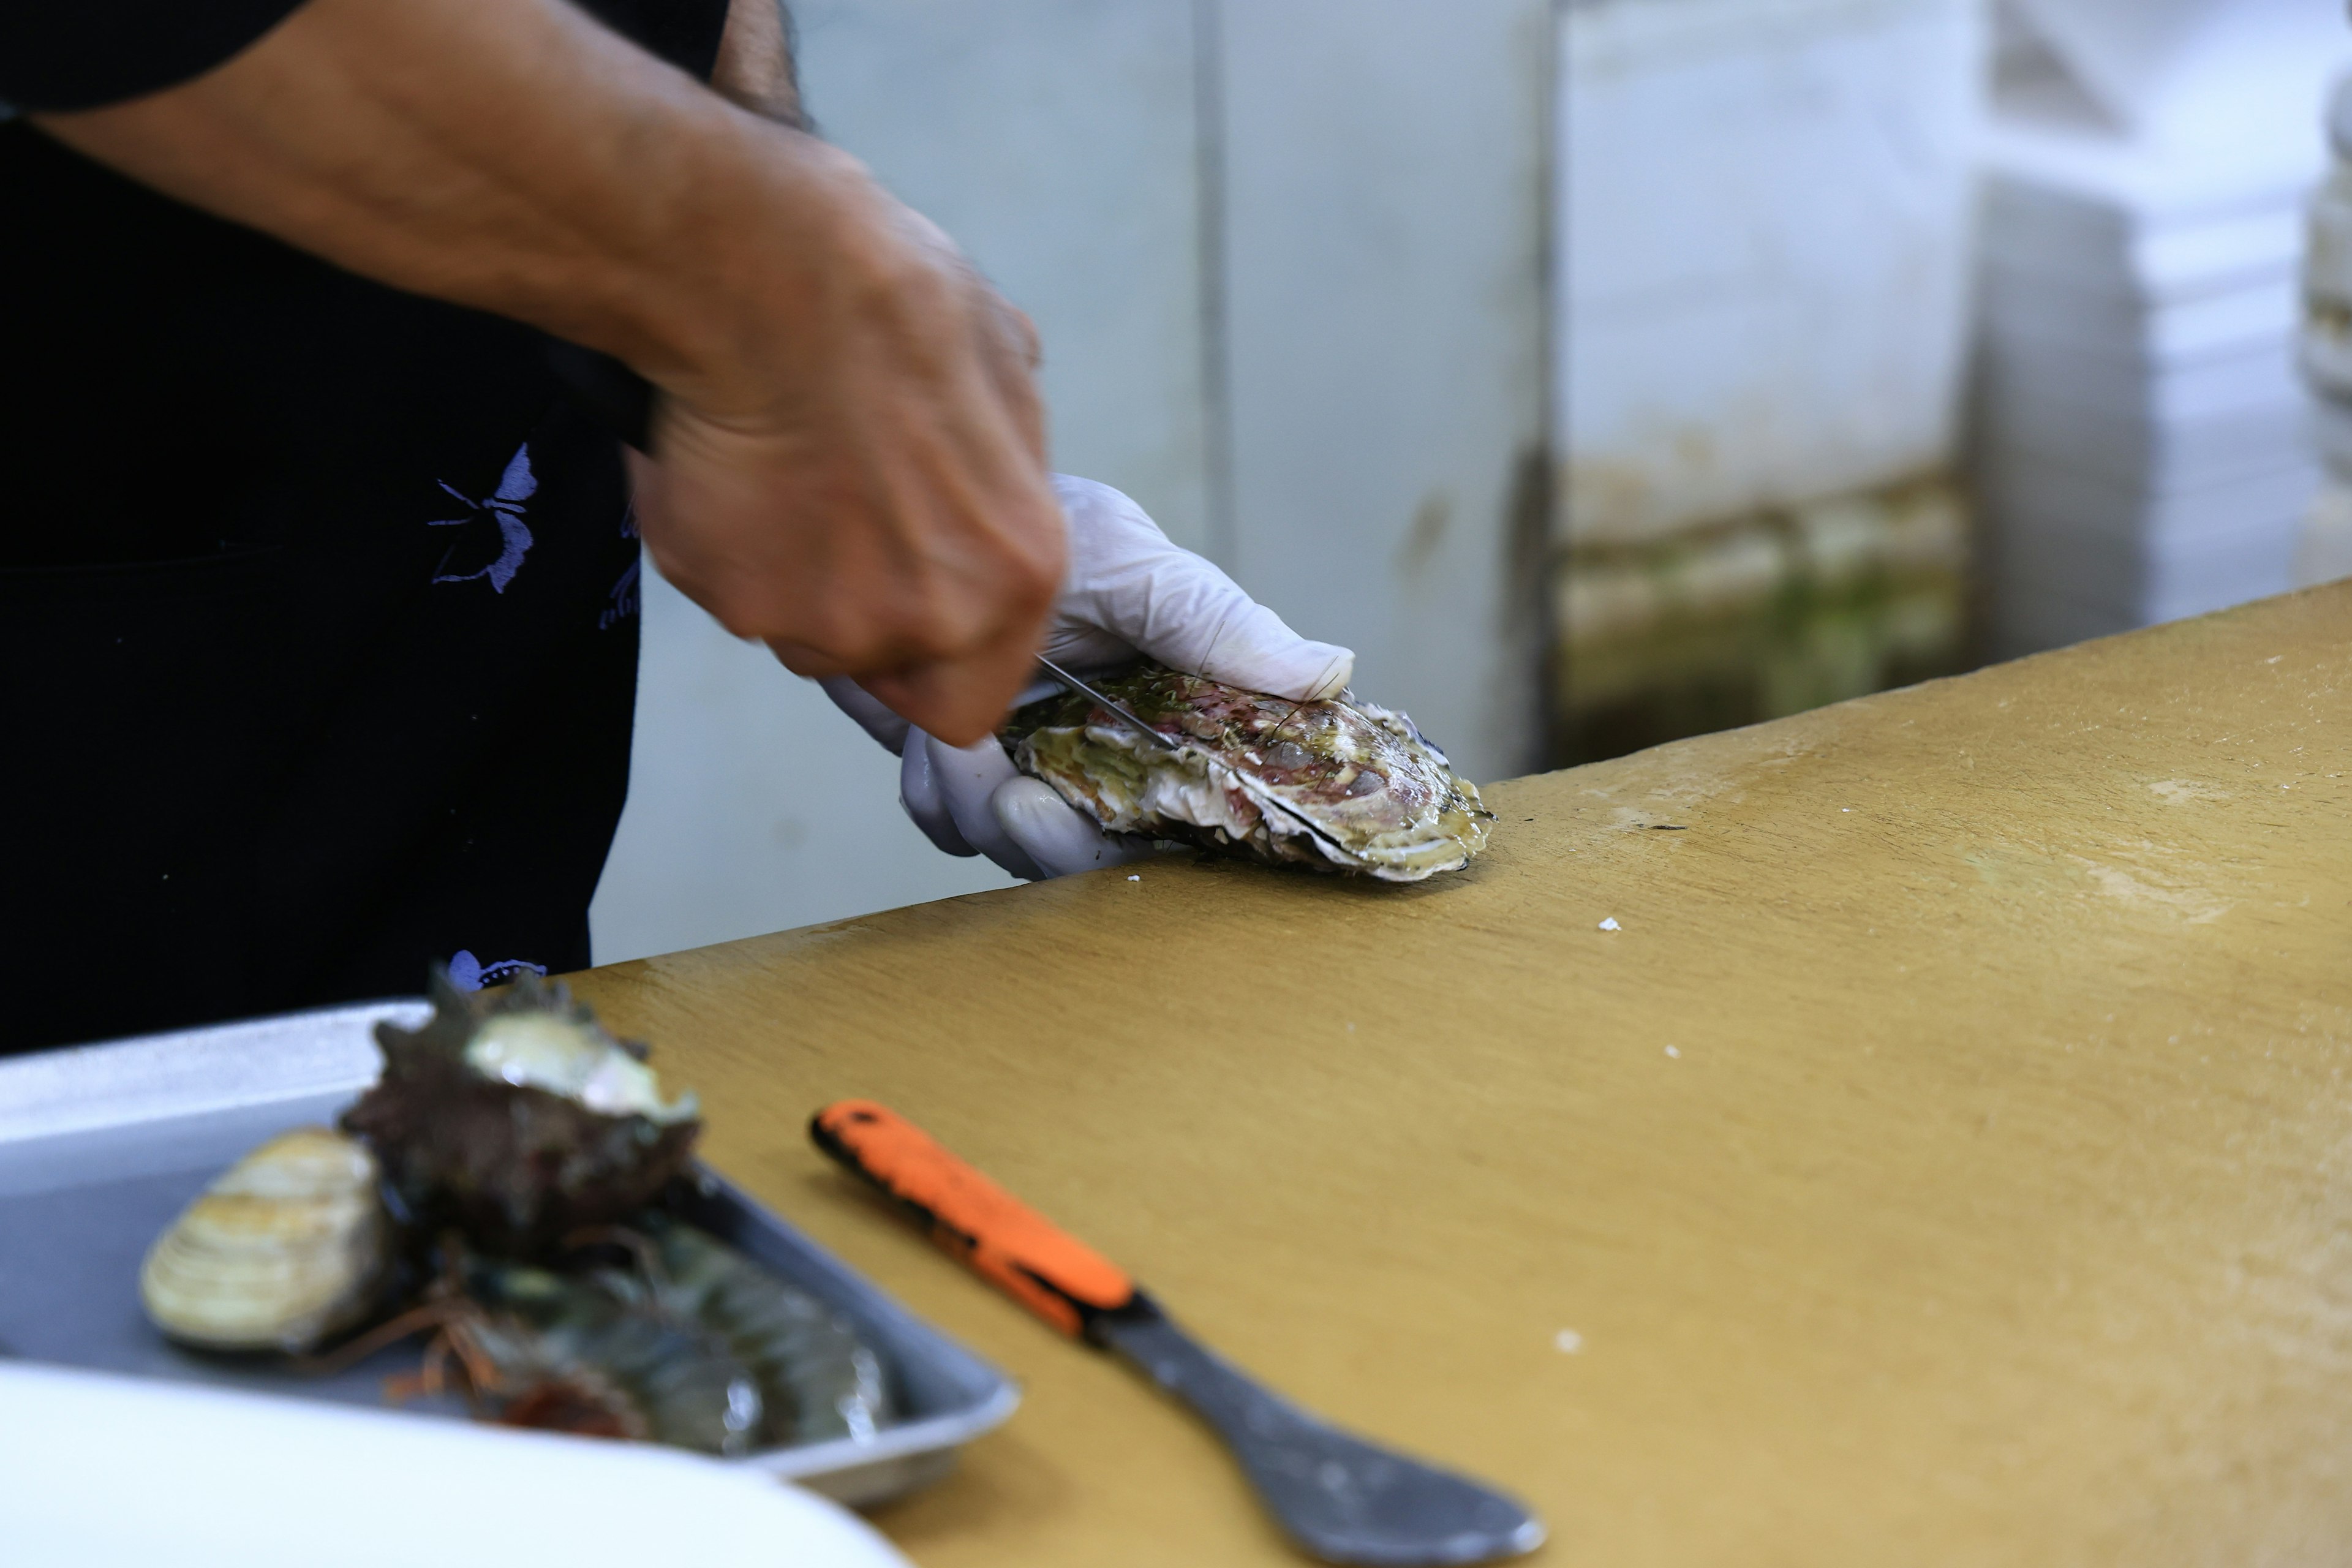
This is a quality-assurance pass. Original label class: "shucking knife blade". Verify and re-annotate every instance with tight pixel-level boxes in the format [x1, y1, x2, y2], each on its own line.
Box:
[811, 1100, 1545, 1567]
[1034, 655, 1182, 753]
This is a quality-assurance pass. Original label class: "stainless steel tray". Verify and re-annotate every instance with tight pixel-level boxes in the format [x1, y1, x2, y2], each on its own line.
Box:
[0, 998, 1017, 1507]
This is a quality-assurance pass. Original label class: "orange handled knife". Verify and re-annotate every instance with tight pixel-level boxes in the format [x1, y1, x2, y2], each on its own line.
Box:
[811, 1100, 1544, 1566]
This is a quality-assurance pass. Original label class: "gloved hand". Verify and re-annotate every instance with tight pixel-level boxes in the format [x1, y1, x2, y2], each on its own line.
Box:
[824, 474, 1354, 880]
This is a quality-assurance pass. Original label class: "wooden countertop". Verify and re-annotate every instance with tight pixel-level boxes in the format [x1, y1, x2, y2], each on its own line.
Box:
[570, 584, 2352, 1566]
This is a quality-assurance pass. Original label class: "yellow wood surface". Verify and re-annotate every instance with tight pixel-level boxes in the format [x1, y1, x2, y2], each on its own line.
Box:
[571, 585, 2352, 1566]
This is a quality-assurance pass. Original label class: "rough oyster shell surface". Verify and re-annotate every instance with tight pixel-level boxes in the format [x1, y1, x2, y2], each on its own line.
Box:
[340, 968, 700, 1256]
[1003, 663, 1491, 881]
[139, 1126, 388, 1353]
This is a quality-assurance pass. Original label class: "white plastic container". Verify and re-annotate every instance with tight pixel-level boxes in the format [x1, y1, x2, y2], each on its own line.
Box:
[0, 1363, 913, 1568]
[1975, 0, 2349, 653]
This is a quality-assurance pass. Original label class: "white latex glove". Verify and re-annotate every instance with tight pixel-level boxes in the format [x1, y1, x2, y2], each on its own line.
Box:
[824, 474, 1354, 879]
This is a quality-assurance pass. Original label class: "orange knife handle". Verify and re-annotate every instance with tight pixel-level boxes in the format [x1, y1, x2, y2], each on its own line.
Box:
[810, 1099, 1140, 1339]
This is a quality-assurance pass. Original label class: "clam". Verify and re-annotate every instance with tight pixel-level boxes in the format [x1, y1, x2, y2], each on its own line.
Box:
[1002, 662, 1493, 881]
[139, 1126, 389, 1354]
[340, 969, 701, 1256]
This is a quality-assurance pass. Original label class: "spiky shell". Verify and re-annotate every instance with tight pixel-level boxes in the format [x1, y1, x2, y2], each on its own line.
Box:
[140, 1126, 388, 1354]
[1003, 663, 1492, 881]
[340, 969, 700, 1256]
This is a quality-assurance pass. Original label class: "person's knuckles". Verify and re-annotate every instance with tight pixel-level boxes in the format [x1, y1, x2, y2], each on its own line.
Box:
[870, 643, 1035, 747]
[871, 492, 1063, 653]
[765, 639, 852, 680]
[723, 519, 1011, 668]
[649, 472, 1054, 660]
[642, 222, 1061, 682]
[797, 581, 1038, 679]
[878, 549, 1055, 669]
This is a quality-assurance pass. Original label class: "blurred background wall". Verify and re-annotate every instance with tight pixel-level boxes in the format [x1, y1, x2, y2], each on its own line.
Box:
[594, 0, 2352, 966]
[1553, 0, 1983, 764]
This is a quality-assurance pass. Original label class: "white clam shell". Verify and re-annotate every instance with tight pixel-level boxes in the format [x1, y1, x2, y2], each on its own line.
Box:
[139, 1126, 389, 1354]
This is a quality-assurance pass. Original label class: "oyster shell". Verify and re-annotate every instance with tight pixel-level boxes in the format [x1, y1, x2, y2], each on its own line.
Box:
[139, 1126, 389, 1353]
[1002, 662, 1491, 881]
[340, 968, 700, 1256]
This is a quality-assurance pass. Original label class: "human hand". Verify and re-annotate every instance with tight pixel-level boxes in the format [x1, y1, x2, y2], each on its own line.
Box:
[631, 156, 1066, 745]
[824, 475, 1355, 880]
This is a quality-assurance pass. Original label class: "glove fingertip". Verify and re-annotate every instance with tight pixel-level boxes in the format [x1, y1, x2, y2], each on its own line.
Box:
[1300, 646, 1356, 701]
[994, 778, 1140, 879]
[900, 731, 979, 857]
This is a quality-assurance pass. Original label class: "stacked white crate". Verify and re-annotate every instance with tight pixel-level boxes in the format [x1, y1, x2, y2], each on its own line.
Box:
[1977, 0, 2348, 655]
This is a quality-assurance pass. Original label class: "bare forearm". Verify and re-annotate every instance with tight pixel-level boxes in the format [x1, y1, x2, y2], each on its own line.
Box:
[36, 0, 834, 414]
[35, 0, 1064, 744]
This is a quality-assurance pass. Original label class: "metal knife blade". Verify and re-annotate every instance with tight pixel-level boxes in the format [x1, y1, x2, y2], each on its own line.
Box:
[1034, 655, 1182, 753]
[1097, 1302, 1547, 1566]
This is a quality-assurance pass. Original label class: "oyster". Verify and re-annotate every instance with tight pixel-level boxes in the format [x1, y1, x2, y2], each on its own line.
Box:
[340, 968, 700, 1256]
[140, 1126, 389, 1353]
[1002, 662, 1491, 881]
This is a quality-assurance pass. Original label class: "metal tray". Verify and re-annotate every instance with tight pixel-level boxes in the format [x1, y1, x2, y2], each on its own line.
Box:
[0, 998, 1018, 1507]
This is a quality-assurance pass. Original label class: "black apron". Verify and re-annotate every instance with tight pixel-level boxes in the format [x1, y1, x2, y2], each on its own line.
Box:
[0, 0, 728, 1054]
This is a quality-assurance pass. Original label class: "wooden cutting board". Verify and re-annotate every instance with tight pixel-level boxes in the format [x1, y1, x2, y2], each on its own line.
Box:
[571, 581, 2352, 1566]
